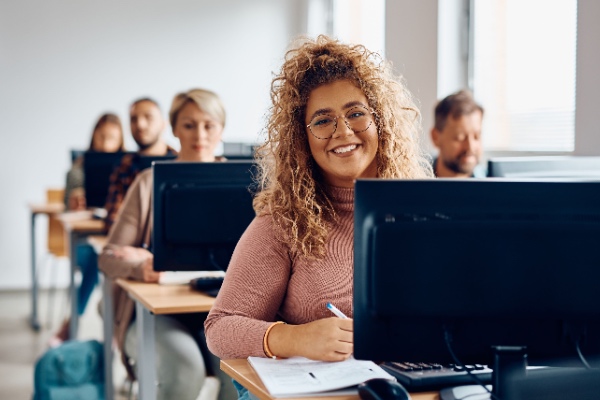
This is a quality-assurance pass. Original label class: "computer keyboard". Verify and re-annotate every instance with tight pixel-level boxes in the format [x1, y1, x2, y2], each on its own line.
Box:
[189, 276, 224, 297]
[381, 361, 493, 391]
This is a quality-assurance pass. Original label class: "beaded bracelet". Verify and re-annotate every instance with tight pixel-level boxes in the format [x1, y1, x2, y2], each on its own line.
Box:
[263, 321, 286, 359]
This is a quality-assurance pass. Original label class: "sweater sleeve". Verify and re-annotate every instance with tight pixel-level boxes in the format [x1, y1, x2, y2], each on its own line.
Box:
[204, 215, 292, 359]
[98, 169, 152, 282]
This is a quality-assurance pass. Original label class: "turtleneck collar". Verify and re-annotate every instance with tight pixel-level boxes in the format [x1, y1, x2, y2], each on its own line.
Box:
[327, 185, 354, 213]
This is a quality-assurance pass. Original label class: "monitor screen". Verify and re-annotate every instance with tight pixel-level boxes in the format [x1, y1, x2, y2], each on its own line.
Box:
[83, 151, 131, 208]
[152, 160, 257, 272]
[82, 152, 177, 209]
[222, 141, 257, 160]
[354, 179, 600, 368]
[487, 156, 600, 179]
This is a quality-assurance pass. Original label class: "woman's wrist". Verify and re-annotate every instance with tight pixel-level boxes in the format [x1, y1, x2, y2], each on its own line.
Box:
[264, 321, 286, 358]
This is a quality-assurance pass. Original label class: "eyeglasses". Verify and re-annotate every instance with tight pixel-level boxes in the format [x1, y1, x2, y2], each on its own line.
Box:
[306, 106, 376, 140]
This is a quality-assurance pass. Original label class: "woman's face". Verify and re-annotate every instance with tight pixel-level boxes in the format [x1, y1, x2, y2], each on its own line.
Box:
[92, 122, 122, 152]
[174, 101, 223, 162]
[304, 80, 378, 188]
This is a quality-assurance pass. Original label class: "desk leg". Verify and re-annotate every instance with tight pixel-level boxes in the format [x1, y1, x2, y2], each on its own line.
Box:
[136, 301, 156, 400]
[68, 231, 79, 340]
[30, 212, 40, 331]
[102, 276, 114, 400]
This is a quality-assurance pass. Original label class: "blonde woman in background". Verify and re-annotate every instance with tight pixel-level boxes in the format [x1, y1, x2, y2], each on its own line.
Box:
[99, 88, 226, 400]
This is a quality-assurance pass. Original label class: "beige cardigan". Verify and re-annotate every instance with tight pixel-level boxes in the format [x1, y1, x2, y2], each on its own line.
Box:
[98, 168, 154, 378]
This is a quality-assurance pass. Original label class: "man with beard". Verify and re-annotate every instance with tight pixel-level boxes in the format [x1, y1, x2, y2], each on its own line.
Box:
[430, 90, 485, 178]
[104, 98, 177, 231]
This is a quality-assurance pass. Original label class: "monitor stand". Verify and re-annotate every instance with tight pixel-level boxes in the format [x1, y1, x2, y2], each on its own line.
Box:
[439, 346, 527, 400]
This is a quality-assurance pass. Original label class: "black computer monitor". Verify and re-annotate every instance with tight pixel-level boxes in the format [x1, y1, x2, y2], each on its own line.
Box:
[135, 153, 177, 171]
[152, 160, 257, 272]
[487, 156, 600, 179]
[82, 152, 177, 209]
[82, 151, 131, 208]
[354, 179, 600, 369]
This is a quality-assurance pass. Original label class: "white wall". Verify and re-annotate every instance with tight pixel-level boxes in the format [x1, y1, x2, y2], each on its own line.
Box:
[0, 0, 307, 289]
[575, 0, 600, 155]
[384, 0, 438, 154]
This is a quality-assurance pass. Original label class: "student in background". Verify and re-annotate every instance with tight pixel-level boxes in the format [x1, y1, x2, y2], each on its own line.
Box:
[99, 88, 225, 400]
[49, 113, 125, 346]
[204, 35, 432, 398]
[104, 97, 177, 233]
[430, 89, 485, 178]
[64, 113, 125, 210]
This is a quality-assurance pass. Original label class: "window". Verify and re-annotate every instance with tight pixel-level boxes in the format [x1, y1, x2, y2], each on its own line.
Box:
[306, 0, 385, 56]
[470, 0, 577, 152]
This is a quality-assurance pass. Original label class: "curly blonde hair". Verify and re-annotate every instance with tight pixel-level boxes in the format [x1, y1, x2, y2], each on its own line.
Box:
[253, 35, 432, 258]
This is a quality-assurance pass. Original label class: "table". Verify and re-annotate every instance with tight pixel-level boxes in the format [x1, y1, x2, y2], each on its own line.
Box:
[112, 279, 215, 400]
[57, 215, 105, 339]
[220, 359, 439, 400]
[87, 235, 108, 254]
[28, 202, 65, 330]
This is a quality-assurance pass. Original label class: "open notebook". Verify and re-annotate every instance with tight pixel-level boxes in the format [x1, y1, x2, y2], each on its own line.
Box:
[248, 356, 394, 398]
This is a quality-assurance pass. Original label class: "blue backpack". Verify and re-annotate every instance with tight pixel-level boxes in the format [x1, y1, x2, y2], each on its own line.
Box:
[33, 339, 104, 400]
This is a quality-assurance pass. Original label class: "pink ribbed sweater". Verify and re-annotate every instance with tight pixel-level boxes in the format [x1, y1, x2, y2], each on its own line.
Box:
[204, 186, 354, 359]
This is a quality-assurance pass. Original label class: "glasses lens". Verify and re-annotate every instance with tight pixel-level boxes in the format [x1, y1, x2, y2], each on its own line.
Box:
[309, 115, 336, 139]
[308, 106, 374, 139]
[345, 106, 373, 133]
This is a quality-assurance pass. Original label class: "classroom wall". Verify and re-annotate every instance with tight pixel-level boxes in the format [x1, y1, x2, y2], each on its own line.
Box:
[575, 0, 600, 155]
[1, 0, 598, 290]
[384, 0, 438, 154]
[0, 0, 307, 289]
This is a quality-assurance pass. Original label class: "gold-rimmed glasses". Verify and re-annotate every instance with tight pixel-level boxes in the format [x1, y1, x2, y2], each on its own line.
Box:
[306, 105, 376, 140]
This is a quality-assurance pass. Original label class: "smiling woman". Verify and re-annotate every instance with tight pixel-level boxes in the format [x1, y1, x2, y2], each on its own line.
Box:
[204, 34, 432, 399]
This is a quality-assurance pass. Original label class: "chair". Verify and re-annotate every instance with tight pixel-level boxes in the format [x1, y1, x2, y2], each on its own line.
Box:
[46, 189, 67, 257]
[42, 188, 69, 329]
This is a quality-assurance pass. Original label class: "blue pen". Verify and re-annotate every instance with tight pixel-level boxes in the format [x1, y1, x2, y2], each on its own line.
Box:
[326, 302, 348, 319]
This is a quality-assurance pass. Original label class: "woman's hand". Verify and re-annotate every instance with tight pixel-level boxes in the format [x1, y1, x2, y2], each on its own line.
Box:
[67, 189, 86, 211]
[268, 317, 353, 361]
[107, 245, 160, 283]
[139, 256, 161, 283]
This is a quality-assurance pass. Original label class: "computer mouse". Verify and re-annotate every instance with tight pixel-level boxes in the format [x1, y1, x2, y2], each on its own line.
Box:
[358, 378, 411, 400]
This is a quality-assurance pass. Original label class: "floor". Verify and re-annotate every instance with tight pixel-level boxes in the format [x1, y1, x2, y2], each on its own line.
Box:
[0, 287, 130, 399]
[0, 285, 238, 400]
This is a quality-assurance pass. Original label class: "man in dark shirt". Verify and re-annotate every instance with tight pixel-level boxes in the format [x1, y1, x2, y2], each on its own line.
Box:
[104, 98, 177, 232]
[430, 90, 485, 178]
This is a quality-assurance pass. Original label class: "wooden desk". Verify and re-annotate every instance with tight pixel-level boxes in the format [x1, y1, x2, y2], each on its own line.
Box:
[57, 215, 105, 339]
[113, 279, 215, 400]
[221, 359, 439, 400]
[87, 235, 108, 255]
[28, 202, 65, 330]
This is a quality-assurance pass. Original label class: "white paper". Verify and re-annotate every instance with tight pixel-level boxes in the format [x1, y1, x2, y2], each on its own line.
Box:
[248, 356, 394, 397]
[158, 270, 225, 285]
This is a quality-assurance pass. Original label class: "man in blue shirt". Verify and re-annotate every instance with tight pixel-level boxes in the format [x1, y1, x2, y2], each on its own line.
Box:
[430, 90, 485, 178]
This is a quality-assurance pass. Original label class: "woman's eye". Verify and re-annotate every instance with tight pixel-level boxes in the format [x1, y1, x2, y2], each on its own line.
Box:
[313, 117, 334, 127]
[347, 108, 366, 119]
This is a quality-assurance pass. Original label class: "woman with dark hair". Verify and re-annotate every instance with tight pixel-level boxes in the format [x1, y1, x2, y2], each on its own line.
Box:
[64, 113, 125, 210]
[50, 113, 125, 346]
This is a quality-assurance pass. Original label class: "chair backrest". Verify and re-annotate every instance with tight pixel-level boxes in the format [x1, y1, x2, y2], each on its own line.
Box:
[46, 188, 67, 257]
